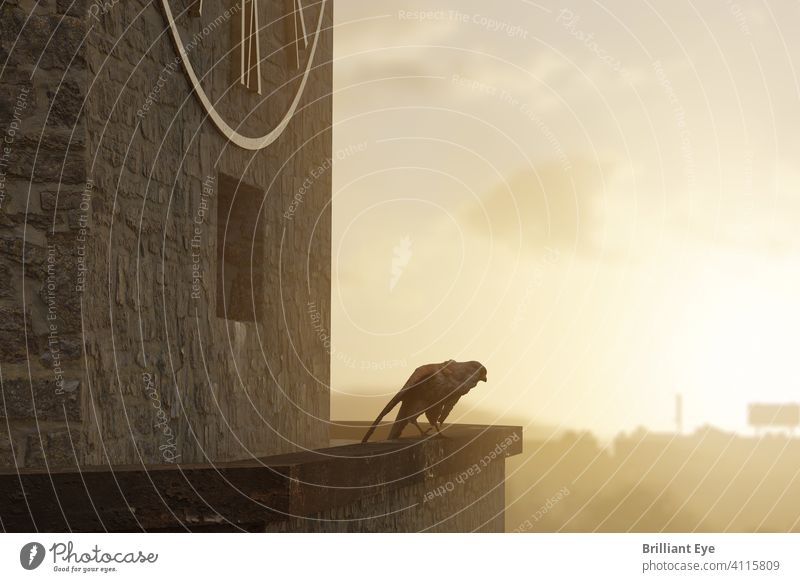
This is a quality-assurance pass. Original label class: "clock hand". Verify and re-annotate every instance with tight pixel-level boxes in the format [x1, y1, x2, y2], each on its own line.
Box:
[241, 0, 262, 94]
[294, 0, 308, 68]
[296, 0, 308, 48]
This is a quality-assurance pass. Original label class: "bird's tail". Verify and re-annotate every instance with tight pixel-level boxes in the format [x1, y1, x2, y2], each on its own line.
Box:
[362, 394, 403, 443]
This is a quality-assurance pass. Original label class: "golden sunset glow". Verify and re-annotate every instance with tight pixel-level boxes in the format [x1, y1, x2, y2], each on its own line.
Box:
[330, 0, 800, 438]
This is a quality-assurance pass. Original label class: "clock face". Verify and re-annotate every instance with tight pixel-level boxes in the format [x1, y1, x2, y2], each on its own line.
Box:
[160, 0, 326, 150]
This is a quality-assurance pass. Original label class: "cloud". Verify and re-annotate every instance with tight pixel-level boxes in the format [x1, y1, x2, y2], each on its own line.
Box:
[662, 160, 800, 258]
[462, 158, 619, 254]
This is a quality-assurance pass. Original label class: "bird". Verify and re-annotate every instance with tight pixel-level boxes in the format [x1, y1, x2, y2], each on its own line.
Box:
[361, 360, 487, 443]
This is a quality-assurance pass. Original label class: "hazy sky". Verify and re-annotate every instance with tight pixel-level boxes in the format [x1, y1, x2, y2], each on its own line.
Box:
[328, 0, 800, 436]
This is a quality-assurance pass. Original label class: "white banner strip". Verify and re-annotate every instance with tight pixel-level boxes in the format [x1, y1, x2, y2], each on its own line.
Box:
[1, 533, 798, 581]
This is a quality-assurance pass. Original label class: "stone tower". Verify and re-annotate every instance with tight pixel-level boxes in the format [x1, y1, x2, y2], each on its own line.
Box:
[0, 0, 333, 468]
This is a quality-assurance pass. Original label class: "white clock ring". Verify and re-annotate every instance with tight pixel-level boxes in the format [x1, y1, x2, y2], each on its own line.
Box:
[160, 0, 326, 150]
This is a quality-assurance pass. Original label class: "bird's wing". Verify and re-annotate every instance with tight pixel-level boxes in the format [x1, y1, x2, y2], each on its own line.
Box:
[361, 360, 452, 443]
[361, 390, 405, 443]
[434, 363, 480, 424]
[387, 397, 421, 439]
[424, 401, 444, 425]
[398, 360, 453, 394]
[437, 394, 462, 425]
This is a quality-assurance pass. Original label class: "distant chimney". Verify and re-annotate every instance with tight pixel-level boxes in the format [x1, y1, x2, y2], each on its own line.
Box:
[675, 394, 683, 434]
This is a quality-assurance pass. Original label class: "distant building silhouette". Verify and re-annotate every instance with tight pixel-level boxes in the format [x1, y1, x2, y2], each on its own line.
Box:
[508, 423, 800, 532]
[748, 403, 800, 434]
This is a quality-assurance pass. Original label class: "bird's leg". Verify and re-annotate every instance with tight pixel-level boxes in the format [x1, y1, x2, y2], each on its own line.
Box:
[411, 420, 432, 436]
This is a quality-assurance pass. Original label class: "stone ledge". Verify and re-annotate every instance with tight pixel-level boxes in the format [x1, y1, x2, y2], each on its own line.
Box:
[0, 423, 522, 531]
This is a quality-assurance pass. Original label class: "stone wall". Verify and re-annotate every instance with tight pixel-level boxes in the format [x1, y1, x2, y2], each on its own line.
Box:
[266, 458, 506, 532]
[0, 0, 333, 468]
